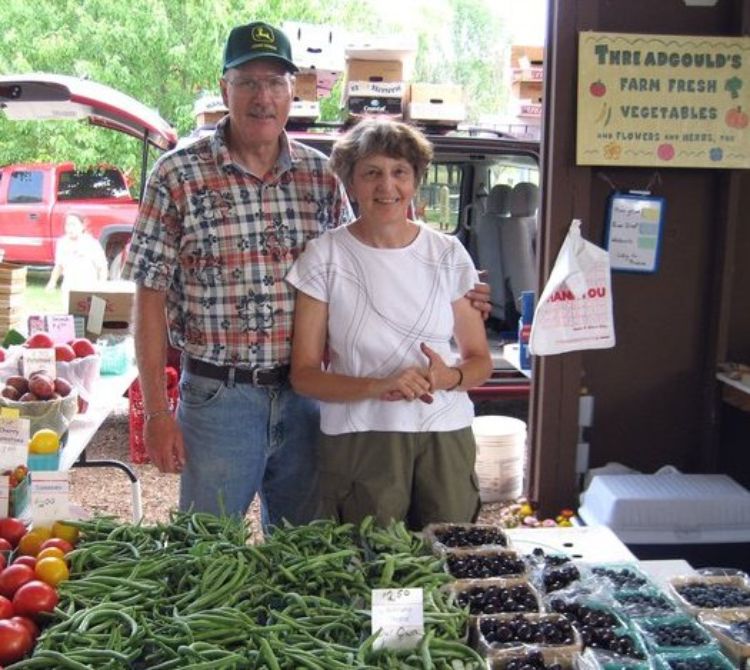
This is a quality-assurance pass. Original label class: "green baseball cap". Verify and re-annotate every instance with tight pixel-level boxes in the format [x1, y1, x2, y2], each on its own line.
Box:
[223, 21, 298, 73]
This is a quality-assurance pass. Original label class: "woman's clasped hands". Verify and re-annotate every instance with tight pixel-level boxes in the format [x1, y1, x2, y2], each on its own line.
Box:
[378, 342, 458, 404]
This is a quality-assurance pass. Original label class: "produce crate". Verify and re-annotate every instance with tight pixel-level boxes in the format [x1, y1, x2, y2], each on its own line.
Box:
[0, 263, 27, 336]
[128, 370, 179, 464]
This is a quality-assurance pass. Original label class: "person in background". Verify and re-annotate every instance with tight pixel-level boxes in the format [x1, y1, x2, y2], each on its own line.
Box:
[45, 213, 108, 294]
[287, 118, 493, 531]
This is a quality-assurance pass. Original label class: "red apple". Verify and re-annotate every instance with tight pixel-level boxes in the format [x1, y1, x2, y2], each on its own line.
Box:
[70, 338, 97, 358]
[54, 344, 76, 363]
[0, 347, 5, 362]
[25, 332, 55, 349]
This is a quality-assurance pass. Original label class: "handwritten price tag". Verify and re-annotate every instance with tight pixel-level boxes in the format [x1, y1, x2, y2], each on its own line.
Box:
[22, 348, 56, 379]
[0, 413, 30, 470]
[31, 472, 70, 528]
[371, 588, 424, 651]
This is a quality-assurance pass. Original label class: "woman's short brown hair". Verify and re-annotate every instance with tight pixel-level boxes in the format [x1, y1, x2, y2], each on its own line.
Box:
[328, 118, 434, 189]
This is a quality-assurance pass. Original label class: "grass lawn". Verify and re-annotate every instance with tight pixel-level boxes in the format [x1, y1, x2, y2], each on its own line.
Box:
[22, 268, 67, 324]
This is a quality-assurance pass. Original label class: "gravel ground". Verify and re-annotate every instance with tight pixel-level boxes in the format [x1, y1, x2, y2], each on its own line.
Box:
[69, 397, 509, 537]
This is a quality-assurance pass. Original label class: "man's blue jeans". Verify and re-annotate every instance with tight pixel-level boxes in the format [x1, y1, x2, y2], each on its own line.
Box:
[176, 368, 320, 529]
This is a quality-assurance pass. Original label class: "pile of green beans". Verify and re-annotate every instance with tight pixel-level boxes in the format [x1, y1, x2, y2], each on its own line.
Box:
[5, 513, 485, 669]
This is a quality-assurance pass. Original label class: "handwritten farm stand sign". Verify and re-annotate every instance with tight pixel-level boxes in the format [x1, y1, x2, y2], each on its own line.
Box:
[577, 32, 750, 168]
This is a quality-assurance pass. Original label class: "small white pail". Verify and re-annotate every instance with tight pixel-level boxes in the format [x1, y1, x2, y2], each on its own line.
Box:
[472, 415, 526, 502]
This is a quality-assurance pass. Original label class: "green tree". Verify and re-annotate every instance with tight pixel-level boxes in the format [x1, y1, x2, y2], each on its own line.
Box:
[0, 0, 511, 184]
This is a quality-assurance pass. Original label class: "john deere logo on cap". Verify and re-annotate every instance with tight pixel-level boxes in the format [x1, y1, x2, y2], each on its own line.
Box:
[252, 25, 275, 46]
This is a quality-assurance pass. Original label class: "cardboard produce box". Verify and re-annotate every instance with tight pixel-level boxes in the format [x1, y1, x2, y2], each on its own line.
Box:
[283, 21, 345, 72]
[511, 80, 543, 103]
[344, 81, 405, 117]
[67, 280, 135, 338]
[289, 100, 320, 121]
[293, 72, 318, 101]
[346, 58, 404, 83]
[407, 83, 466, 124]
[510, 44, 544, 68]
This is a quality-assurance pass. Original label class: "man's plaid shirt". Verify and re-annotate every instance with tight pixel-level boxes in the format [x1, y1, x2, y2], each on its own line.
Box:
[122, 118, 352, 367]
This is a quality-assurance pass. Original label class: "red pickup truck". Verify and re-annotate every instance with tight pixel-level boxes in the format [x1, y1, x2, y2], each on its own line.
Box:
[0, 162, 138, 266]
[0, 73, 177, 269]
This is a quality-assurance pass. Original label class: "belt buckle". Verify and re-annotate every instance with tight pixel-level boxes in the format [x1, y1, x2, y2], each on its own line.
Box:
[252, 366, 269, 387]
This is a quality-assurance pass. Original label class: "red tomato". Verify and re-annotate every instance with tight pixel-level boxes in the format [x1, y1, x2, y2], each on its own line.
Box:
[39, 538, 73, 556]
[11, 557, 36, 570]
[0, 519, 26, 548]
[0, 618, 33, 664]
[0, 595, 12, 619]
[12, 581, 58, 621]
[0, 565, 35, 599]
[0, 554, 5, 572]
[0, 539, 12, 553]
[10, 616, 39, 641]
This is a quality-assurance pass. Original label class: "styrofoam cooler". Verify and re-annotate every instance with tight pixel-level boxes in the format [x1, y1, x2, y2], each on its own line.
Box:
[472, 415, 526, 502]
[578, 472, 750, 572]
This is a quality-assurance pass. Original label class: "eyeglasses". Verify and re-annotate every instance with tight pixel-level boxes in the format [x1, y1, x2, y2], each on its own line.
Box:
[225, 75, 291, 99]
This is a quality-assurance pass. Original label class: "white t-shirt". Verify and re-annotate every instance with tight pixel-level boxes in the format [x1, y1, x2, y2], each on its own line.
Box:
[54, 234, 107, 290]
[286, 222, 479, 435]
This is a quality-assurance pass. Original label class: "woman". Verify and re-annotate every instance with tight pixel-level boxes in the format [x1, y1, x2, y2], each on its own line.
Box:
[286, 118, 492, 531]
[46, 213, 108, 294]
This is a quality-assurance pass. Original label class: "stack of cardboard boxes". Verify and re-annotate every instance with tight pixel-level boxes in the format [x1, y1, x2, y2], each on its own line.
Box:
[284, 21, 345, 122]
[0, 263, 27, 338]
[509, 45, 544, 130]
[284, 22, 466, 128]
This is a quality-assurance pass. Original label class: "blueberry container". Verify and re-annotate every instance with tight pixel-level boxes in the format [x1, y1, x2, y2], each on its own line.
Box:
[653, 649, 736, 670]
[486, 647, 577, 670]
[632, 614, 717, 654]
[475, 611, 583, 660]
[444, 547, 528, 581]
[698, 611, 750, 667]
[612, 587, 679, 618]
[424, 522, 512, 553]
[445, 577, 542, 621]
[668, 575, 750, 615]
[590, 563, 653, 592]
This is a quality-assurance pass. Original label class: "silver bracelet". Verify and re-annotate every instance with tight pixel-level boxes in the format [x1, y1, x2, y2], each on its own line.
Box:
[144, 408, 172, 421]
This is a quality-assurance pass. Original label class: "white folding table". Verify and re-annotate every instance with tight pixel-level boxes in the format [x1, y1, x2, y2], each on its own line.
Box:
[59, 364, 142, 522]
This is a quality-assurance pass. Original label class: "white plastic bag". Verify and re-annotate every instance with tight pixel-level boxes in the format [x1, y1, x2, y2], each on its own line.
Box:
[529, 219, 615, 355]
[56, 354, 101, 407]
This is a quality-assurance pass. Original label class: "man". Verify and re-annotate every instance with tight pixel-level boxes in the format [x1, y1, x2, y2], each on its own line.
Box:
[124, 21, 489, 528]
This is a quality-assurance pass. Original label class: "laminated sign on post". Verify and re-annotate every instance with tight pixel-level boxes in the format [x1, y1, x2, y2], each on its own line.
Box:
[529, 220, 615, 356]
[577, 32, 750, 168]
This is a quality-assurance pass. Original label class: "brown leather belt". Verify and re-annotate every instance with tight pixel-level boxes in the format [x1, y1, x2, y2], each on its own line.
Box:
[185, 357, 289, 387]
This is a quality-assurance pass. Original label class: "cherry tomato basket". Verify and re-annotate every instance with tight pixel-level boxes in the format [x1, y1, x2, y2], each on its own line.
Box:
[128, 367, 179, 464]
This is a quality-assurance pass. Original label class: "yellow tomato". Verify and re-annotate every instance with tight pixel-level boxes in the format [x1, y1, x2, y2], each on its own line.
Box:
[17, 530, 51, 556]
[52, 521, 79, 546]
[36, 547, 66, 561]
[28, 429, 60, 455]
[35, 556, 69, 586]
